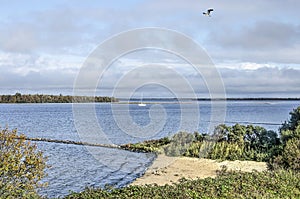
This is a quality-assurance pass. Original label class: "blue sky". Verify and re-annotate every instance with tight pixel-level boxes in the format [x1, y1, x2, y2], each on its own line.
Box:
[0, 0, 299, 97]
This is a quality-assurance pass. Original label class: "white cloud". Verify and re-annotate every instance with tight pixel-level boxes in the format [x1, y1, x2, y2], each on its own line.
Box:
[217, 62, 276, 70]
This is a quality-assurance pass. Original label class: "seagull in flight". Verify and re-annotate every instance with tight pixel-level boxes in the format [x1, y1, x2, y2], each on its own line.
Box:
[203, 8, 214, 17]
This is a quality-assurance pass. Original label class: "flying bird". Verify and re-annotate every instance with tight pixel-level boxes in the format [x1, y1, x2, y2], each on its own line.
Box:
[203, 8, 214, 17]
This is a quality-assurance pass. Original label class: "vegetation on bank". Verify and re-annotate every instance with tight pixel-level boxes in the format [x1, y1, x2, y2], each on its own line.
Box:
[121, 137, 170, 153]
[270, 106, 300, 170]
[121, 125, 281, 162]
[65, 169, 300, 199]
[0, 93, 118, 103]
[0, 128, 47, 198]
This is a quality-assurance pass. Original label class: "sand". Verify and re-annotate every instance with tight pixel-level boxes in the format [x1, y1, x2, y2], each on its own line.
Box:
[131, 154, 268, 186]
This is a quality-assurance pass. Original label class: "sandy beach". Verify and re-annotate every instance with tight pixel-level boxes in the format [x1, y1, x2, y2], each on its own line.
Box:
[131, 154, 268, 186]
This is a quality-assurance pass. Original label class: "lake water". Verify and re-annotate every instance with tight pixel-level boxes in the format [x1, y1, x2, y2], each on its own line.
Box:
[0, 100, 299, 197]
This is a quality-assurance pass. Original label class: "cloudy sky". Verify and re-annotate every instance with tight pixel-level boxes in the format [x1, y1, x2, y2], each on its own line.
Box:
[0, 0, 299, 97]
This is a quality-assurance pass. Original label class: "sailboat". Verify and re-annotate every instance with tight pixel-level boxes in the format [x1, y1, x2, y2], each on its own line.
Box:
[138, 93, 146, 107]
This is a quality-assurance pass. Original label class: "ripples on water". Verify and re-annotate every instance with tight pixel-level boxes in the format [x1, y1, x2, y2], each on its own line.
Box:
[38, 143, 155, 197]
[0, 101, 299, 197]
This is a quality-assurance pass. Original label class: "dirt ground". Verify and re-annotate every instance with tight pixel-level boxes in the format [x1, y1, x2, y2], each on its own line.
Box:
[131, 154, 267, 186]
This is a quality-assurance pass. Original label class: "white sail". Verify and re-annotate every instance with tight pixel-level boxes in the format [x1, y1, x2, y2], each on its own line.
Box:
[138, 93, 146, 106]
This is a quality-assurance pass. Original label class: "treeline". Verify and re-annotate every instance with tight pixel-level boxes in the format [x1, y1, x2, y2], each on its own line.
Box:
[123, 97, 300, 101]
[0, 93, 118, 103]
[194, 97, 300, 101]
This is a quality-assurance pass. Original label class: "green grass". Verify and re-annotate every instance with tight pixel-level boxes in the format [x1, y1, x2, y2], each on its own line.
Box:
[64, 169, 300, 199]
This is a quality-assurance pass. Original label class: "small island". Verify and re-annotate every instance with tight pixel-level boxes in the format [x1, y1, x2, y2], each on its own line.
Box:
[0, 93, 118, 103]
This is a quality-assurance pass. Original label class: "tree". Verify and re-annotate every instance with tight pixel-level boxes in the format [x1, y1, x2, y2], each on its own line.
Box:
[280, 106, 300, 143]
[270, 106, 300, 170]
[0, 128, 47, 198]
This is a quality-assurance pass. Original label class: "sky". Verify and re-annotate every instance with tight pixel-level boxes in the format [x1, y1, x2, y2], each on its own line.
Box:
[0, 0, 299, 98]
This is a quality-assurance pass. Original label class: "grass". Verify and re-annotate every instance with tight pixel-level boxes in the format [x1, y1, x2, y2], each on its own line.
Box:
[64, 169, 300, 199]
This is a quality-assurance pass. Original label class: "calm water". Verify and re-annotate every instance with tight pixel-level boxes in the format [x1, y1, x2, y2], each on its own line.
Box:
[0, 100, 299, 197]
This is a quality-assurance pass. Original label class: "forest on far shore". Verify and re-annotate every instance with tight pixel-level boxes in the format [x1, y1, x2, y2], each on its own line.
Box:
[0, 93, 118, 103]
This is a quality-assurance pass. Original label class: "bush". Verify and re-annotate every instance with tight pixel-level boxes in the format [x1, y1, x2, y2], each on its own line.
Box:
[280, 106, 300, 133]
[0, 128, 47, 198]
[121, 126, 281, 162]
[183, 124, 280, 161]
[270, 106, 300, 171]
[164, 132, 196, 156]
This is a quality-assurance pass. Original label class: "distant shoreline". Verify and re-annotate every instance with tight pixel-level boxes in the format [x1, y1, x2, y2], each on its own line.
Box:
[0, 93, 118, 103]
[0, 93, 299, 104]
[121, 97, 300, 102]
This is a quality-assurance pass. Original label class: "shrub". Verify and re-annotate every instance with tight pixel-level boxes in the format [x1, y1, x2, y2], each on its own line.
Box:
[120, 137, 170, 153]
[280, 106, 300, 133]
[0, 128, 47, 198]
[163, 132, 197, 156]
[201, 124, 279, 161]
[270, 127, 300, 170]
[122, 125, 281, 162]
[270, 106, 300, 171]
